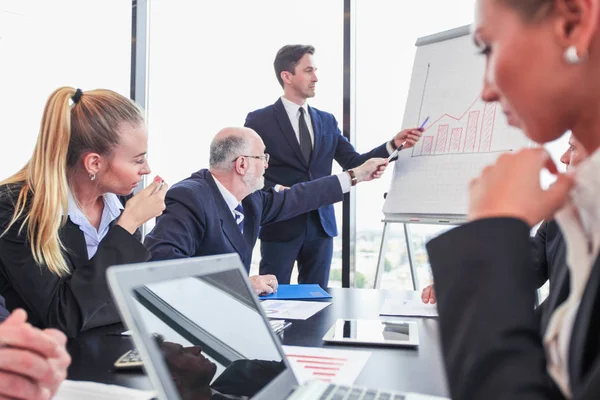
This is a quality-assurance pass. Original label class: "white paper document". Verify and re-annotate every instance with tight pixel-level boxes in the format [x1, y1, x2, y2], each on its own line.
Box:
[54, 380, 155, 400]
[261, 300, 331, 320]
[380, 298, 438, 318]
[282, 345, 371, 385]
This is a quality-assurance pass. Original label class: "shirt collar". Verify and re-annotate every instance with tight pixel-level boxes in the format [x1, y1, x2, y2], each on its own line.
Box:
[281, 96, 309, 117]
[568, 148, 600, 239]
[67, 190, 124, 227]
[211, 173, 240, 213]
[554, 147, 600, 288]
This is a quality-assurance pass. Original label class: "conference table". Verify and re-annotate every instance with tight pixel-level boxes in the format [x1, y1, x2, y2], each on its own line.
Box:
[67, 288, 449, 398]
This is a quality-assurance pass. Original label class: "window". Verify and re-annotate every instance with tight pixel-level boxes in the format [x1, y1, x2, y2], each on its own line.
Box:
[146, 0, 344, 283]
[0, 0, 131, 180]
[354, 0, 476, 289]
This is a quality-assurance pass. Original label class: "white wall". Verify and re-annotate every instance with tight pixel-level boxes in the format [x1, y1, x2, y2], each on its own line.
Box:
[0, 0, 131, 180]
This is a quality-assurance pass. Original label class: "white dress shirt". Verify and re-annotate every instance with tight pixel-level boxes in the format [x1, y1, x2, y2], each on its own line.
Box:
[544, 148, 600, 398]
[277, 96, 380, 193]
[67, 191, 124, 259]
[280, 96, 314, 148]
[280, 95, 396, 155]
[212, 173, 243, 221]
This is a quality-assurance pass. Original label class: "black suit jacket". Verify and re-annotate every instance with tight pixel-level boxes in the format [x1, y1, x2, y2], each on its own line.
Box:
[144, 169, 343, 271]
[245, 98, 389, 241]
[532, 220, 570, 333]
[0, 184, 150, 337]
[427, 218, 600, 400]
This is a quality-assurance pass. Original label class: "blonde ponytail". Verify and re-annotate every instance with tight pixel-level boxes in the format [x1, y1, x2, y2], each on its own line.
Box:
[1, 86, 143, 276]
[1, 87, 74, 276]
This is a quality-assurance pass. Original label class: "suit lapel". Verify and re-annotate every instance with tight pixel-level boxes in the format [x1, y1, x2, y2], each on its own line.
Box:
[273, 98, 308, 168]
[568, 255, 600, 389]
[204, 171, 248, 256]
[308, 105, 321, 166]
[60, 218, 88, 269]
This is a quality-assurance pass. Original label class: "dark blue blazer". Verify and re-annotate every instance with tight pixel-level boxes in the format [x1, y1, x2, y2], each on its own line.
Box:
[144, 169, 344, 272]
[245, 98, 389, 242]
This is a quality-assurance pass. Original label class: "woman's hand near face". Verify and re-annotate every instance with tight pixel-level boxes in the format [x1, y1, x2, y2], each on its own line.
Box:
[118, 176, 168, 234]
[468, 148, 574, 227]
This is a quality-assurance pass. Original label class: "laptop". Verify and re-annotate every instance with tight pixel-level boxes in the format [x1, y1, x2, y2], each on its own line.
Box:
[107, 254, 447, 400]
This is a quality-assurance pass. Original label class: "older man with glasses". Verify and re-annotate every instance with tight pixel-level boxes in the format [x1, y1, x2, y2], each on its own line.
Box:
[145, 127, 389, 294]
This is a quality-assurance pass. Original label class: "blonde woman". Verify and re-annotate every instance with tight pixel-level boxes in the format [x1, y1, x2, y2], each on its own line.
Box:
[0, 87, 167, 338]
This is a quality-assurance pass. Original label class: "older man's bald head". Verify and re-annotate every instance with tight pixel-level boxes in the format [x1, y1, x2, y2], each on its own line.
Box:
[209, 127, 263, 170]
[213, 127, 259, 142]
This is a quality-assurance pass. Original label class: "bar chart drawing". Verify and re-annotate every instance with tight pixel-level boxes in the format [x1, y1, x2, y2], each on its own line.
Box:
[413, 97, 508, 158]
[421, 136, 434, 155]
[449, 128, 462, 153]
[464, 110, 480, 153]
[383, 30, 533, 218]
[478, 102, 497, 152]
[435, 125, 448, 154]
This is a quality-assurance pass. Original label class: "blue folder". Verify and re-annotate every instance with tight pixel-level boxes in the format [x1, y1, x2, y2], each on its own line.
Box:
[259, 284, 332, 300]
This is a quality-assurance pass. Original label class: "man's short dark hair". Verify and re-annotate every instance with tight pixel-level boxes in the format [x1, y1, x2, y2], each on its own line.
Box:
[273, 45, 315, 88]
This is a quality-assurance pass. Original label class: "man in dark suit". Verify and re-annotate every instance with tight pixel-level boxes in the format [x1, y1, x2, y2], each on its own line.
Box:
[144, 127, 388, 295]
[245, 44, 423, 288]
[421, 135, 586, 333]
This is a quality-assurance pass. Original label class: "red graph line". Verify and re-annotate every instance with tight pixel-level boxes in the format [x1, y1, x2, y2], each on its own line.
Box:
[304, 366, 341, 371]
[286, 355, 348, 361]
[296, 360, 344, 366]
[313, 372, 337, 377]
[421, 96, 481, 132]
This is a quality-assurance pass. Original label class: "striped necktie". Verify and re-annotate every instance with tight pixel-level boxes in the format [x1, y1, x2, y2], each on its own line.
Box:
[233, 204, 244, 233]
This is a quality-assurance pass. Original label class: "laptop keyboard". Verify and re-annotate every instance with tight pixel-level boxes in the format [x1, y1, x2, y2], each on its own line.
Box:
[319, 384, 404, 400]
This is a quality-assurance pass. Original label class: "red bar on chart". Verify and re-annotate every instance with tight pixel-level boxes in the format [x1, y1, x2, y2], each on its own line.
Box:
[449, 128, 462, 153]
[463, 110, 480, 152]
[422, 136, 433, 155]
[435, 125, 449, 154]
[479, 102, 496, 152]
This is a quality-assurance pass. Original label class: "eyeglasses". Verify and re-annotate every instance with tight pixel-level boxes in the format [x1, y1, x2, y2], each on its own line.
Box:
[233, 153, 270, 163]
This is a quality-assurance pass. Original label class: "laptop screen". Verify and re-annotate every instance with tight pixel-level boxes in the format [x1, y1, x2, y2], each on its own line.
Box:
[129, 269, 287, 399]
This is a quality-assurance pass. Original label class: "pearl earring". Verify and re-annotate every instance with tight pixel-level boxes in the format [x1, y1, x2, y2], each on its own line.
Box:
[564, 46, 587, 64]
[89, 174, 96, 181]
